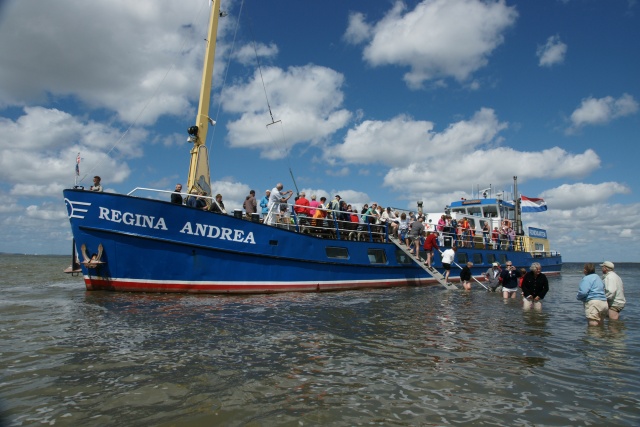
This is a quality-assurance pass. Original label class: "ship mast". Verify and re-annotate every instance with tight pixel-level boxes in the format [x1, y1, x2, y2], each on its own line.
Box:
[186, 0, 222, 196]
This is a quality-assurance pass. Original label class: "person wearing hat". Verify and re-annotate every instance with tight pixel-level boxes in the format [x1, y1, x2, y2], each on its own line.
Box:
[484, 262, 502, 292]
[601, 261, 626, 320]
[521, 262, 549, 311]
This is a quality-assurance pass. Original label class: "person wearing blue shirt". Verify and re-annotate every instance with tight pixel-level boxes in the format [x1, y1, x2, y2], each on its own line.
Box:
[576, 263, 608, 326]
[260, 189, 271, 219]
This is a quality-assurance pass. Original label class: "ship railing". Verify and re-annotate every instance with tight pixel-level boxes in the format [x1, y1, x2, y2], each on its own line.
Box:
[265, 202, 389, 242]
[127, 187, 226, 212]
[434, 228, 527, 252]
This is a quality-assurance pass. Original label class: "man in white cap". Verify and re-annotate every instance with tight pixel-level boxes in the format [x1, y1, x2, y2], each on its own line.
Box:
[601, 261, 626, 320]
[484, 262, 502, 292]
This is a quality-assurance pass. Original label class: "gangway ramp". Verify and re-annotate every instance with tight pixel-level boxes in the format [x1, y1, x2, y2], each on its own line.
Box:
[389, 236, 458, 290]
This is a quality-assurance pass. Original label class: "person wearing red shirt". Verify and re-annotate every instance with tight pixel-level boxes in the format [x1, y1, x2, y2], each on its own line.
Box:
[294, 192, 310, 217]
[491, 227, 499, 249]
[423, 231, 440, 268]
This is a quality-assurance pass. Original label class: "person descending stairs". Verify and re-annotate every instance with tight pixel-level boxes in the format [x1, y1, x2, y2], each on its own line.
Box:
[389, 236, 458, 290]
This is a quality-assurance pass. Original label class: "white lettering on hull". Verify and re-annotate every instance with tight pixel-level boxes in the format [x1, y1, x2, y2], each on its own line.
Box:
[98, 207, 168, 230]
[97, 206, 255, 244]
[179, 222, 255, 244]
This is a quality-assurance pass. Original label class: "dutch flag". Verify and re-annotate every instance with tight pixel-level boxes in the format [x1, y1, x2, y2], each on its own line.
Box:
[76, 153, 80, 176]
[521, 195, 547, 212]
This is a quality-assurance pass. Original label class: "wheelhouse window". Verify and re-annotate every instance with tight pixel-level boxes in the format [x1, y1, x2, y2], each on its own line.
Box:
[368, 249, 387, 264]
[498, 254, 508, 264]
[326, 247, 349, 259]
[456, 253, 468, 264]
[487, 253, 497, 264]
[473, 253, 483, 264]
[395, 250, 412, 265]
[467, 206, 482, 217]
[483, 206, 498, 218]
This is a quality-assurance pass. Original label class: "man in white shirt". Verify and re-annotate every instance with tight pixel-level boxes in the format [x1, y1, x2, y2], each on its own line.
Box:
[601, 261, 626, 320]
[267, 183, 293, 225]
[441, 246, 457, 283]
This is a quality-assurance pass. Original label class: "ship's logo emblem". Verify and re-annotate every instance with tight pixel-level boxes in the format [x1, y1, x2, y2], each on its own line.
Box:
[64, 199, 91, 219]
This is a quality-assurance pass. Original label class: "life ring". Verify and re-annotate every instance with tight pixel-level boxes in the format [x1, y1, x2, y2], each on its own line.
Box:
[502, 219, 511, 228]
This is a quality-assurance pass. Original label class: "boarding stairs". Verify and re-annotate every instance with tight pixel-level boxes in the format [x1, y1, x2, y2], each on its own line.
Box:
[388, 236, 458, 290]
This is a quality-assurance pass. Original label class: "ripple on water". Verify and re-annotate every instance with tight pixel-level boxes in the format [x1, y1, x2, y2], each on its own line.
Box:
[2, 260, 640, 426]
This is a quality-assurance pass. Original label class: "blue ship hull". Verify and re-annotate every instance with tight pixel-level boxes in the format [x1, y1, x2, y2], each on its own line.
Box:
[64, 189, 562, 293]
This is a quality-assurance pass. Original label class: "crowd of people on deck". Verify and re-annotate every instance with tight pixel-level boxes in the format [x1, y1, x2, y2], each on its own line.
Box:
[168, 181, 522, 250]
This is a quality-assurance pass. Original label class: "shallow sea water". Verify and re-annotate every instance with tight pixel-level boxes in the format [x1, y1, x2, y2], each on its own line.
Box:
[1, 255, 639, 426]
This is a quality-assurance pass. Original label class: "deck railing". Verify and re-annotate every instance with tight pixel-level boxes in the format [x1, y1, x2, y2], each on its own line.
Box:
[123, 188, 560, 255]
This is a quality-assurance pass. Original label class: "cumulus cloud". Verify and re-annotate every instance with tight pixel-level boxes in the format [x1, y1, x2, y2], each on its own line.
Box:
[345, 0, 518, 88]
[222, 65, 352, 159]
[567, 93, 639, 133]
[0, 0, 233, 124]
[325, 108, 506, 167]
[0, 107, 134, 197]
[343, 12, 371, 45]
[234, 42, 279, 66]
[383, 146, 600, 196]
[540, 182, 631, 210]
[321, 107, 603, 200]
[529, 201, 640, 261]
[537, 35, 567, 67]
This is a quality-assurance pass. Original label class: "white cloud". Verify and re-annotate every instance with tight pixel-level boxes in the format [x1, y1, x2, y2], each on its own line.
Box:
[348, 0, 518, 88]
[234, 42, 279, 66]
[25, 203, 68, 221]
[567, 93, 639, 133]
[0, 0, 234, 124]
[325, 108, 506, 167]
[528, 201, 640, 261]
[0, 107, 134, 197]
[222, 65, 352, 158]
[537, 35, 568, 67]
[540, 182, 631, 210]
[343, 12, 371, 45]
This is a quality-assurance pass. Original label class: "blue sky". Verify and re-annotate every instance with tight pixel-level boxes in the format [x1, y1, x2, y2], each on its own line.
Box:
[0, 0, 638, 261]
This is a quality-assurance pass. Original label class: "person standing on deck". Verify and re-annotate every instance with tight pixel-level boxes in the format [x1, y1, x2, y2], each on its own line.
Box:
[90, 176, 102, 192]
[260, 189, 271, 219]
[601, 261, 626, 320]
[482, 222, 490, 248]
[243, 190, 257, 218]
[171, 183, 183, 205]
[577, 263, 608, 326]
[491, 227, 499, 249]
[521, 262, 549, 310]
[309, 195, 320, 217]
[267, 183, 293, 225]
